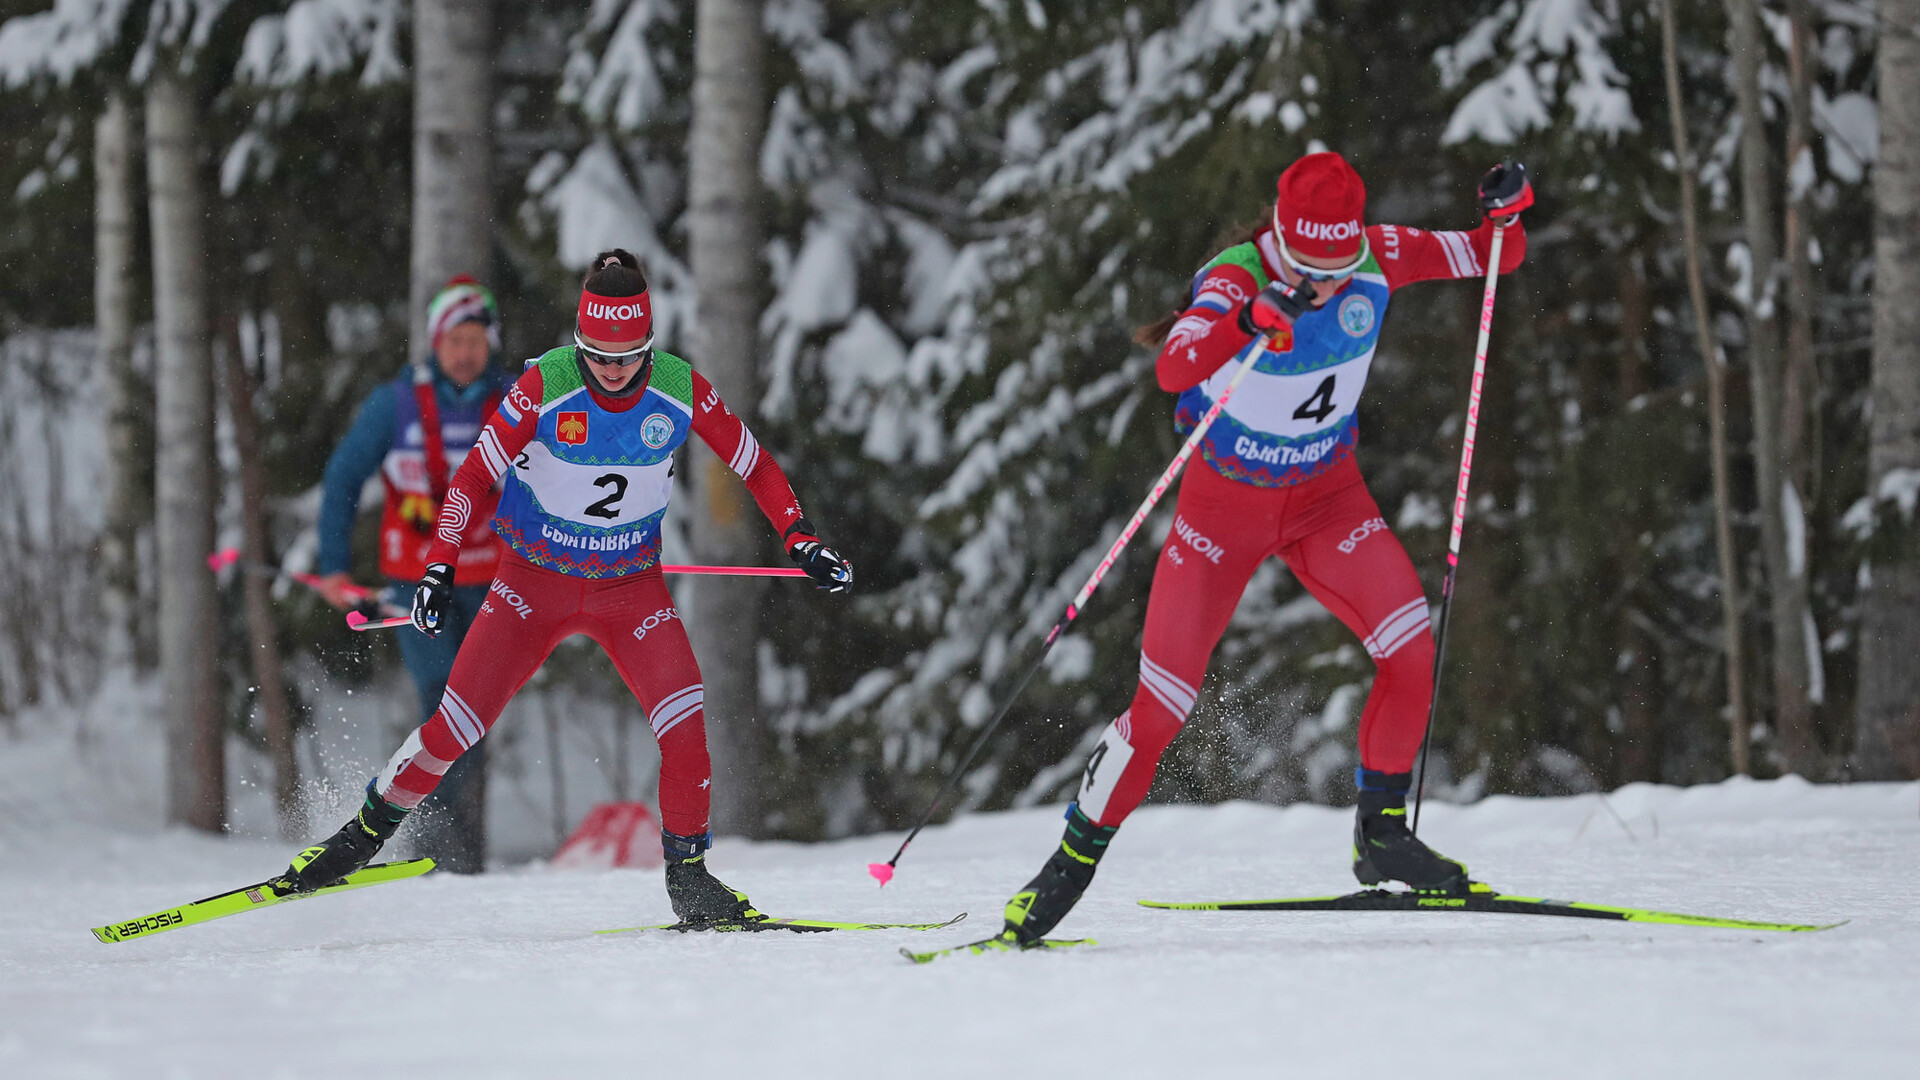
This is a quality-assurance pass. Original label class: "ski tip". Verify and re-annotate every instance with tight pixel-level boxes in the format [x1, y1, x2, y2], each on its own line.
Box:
[867, 862, 894, 885]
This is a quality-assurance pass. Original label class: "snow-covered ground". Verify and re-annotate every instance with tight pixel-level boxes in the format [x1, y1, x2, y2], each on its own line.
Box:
[3, 770, 1915, 1078]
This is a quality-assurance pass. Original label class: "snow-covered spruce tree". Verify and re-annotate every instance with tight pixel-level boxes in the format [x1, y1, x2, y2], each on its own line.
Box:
[1430, 0, 1726, 789]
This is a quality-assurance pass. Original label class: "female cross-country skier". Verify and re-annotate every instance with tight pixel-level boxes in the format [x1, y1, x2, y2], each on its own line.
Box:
[273, 250, 854, 927]
[999, 152, 1533, 946]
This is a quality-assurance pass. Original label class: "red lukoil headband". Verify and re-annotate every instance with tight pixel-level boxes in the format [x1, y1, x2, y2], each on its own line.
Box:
[577, 290, 652, 345]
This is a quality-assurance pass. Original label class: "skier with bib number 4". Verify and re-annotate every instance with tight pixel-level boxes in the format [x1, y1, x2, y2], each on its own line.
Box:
[272, 251, 854, 927]
[999, 153, 1533, 947]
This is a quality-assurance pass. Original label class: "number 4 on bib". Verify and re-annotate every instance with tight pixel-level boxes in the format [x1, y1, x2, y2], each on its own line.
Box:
[1292, 374, 1337, 424]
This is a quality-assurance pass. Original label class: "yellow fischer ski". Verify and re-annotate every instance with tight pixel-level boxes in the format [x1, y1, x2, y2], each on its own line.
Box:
[598, 912, 967, 935]
[1139, 883, 1843, 932]
[90, 858, 435, 944]
[901, 931, 1096, 964]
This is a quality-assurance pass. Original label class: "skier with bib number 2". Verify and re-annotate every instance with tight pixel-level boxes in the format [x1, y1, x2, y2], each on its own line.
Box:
[999, 153, 1532, 946]
[272, 251, 854, 928]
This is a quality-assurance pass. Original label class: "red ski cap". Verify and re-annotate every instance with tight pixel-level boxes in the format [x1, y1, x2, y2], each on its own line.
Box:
[1273, 151, 1367, 260]
[577, 288, 652, 346]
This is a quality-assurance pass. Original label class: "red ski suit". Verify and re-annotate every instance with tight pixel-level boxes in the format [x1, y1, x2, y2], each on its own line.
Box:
[373, 357, 808, 838]
[1074, 217, 1525, 828]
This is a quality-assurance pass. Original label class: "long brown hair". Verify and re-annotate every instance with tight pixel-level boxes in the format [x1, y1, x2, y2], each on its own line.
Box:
[1131, 217, 1267, 348]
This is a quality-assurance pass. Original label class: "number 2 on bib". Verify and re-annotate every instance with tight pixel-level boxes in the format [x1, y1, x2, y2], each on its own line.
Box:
[585, 473, 629, 520]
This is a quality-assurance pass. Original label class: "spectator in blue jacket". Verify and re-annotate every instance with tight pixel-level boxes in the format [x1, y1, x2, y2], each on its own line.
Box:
[315, 276, 513, 873]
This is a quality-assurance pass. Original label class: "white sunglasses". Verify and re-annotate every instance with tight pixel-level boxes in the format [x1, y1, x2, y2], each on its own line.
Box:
[574, 330, 655, 367]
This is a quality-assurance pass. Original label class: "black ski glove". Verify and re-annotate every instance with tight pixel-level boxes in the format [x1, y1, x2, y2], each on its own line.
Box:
[1478, 160, 1534, 223]
[1238, 277, 1314, 339]
[411, 562, 453, 637]
[784, 520, 853, 594]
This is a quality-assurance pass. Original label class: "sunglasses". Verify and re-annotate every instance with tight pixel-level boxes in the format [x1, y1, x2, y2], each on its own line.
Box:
[574, 331, 654, 368]
[1271, 205, 1370, 281]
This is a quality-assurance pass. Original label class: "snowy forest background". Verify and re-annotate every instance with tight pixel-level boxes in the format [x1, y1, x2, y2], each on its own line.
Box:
[1, 0, 1917, 858]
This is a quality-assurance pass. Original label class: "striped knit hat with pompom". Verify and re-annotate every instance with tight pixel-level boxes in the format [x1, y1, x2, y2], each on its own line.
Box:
[425, 275, 500, 353]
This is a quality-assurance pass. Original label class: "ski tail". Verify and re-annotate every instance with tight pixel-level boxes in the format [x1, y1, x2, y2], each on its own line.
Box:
[596, 912, 968, 935]
[1138, 888, 1843, 933]
[90, 858, 435, 944]
[901, 931, 1096, 964]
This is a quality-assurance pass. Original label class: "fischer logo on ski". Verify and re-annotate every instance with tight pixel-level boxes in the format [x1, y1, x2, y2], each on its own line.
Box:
[90, 858, 435, 944]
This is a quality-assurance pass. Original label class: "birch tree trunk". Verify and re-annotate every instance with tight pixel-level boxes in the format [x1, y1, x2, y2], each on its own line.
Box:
[687, 0, 770, 836]
[1854, 0, 1920, 779]
[411, 0, 492, 365]
[1728, 0, 1816, 773]
[409, 0, 494, 858]
[146, 72, 224, 832]
[222, 338, 301, 840]
[1663, 0, 1751, 775]
[96, 89, 148, 669]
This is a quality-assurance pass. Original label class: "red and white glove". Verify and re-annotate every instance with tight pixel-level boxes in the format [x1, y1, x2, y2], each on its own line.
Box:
[1237, 278, 1314, 339]
[1478, 161, 1533, 224]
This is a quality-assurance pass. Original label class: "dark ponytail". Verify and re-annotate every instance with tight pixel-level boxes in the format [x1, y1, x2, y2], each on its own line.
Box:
[1134, 311, 1181, 348]
[583, 248, 648, 296]
[1133, 217, 1269, 348]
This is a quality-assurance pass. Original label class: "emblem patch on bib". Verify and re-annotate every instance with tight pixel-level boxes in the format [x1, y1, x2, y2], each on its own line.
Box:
[1338, 294, 1375, 338]
[557, 412, 589, 445]
[641, 412, 675, 449]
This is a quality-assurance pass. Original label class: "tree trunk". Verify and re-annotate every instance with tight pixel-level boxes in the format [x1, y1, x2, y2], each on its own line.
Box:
[1727, 0, 1816, 773]
[687, 0, 770, 837]
[1613, 249, 1660, 782]
[1777, 0, 1828, 775]
[1854, 0, 1920, 779]
[1663, 0, 1751, 775]
[146, 72, 224, 832]
[221, 335, 301, 840]
[96, 90, 150, 669]
[411, 0, 493, 365]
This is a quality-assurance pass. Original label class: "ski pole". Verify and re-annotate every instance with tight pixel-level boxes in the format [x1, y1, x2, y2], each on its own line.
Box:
[344, 564, 811, 633]
[658, 564, 806, 578]
[1411, 222, 1505, 836]
[346, 611, 414, 632]
[868, 347, 1265, 886]
[208, 548, 380, 603]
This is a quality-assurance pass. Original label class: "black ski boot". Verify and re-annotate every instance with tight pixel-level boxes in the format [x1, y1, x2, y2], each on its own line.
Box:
[1002, 805, 1119, 945]
[271, 784, 409, 894]
[1352, 770, 1471, 892]
[662, 830, 758, 927]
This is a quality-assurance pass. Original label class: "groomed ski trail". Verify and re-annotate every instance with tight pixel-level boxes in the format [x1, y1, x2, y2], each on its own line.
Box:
[2, 774, 1915, 1078]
